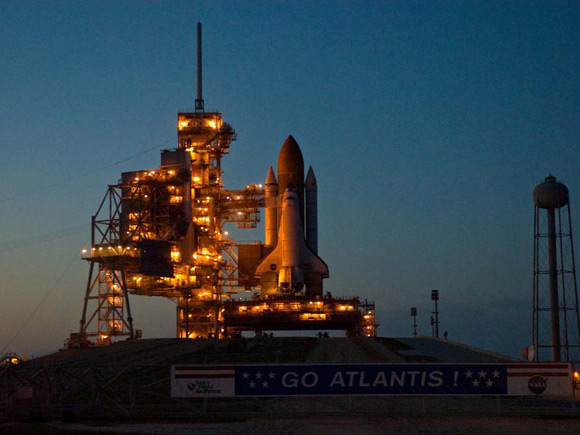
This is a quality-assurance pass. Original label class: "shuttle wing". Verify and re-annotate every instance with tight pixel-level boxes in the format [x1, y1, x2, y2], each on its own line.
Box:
[255, 236, 328, 278]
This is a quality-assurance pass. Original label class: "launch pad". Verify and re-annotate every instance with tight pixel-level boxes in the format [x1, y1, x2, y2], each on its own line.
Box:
[223, 297, 376, 335]
[68, 24, 377, 347]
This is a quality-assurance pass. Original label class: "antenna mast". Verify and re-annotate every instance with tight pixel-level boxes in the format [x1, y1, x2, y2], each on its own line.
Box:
[195, 22, 204, 112]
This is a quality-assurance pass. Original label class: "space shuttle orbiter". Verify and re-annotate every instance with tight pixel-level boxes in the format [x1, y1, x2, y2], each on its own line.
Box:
[255, 136, 328, 297]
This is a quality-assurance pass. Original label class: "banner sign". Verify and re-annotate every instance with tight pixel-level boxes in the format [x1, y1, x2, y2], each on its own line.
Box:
[172, 365, 235, 397]
[171, 363, 572, 398]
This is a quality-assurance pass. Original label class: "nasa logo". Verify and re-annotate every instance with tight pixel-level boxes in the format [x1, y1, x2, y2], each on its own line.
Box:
[270, 264, 277, 271]
[528, 376, 547, 394]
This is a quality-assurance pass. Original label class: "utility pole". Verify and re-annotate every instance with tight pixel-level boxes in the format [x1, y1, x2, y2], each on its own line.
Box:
[431, 289, 440, 338]
[430, 316, 435, 337]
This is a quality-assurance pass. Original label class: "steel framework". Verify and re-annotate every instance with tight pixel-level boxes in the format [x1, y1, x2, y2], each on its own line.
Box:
[533, 200, 580, 361]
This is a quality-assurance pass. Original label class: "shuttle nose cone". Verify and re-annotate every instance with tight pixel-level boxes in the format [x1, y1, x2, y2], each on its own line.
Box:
[277, 135, 305, 226]
[278, 135, 304, 176]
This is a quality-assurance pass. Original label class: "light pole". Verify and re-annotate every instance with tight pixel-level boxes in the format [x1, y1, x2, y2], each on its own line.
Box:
[431, 290, 439, 338]
[410, 307, 418, 337]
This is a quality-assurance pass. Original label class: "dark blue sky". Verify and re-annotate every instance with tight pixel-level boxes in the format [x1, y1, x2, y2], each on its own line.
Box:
[1, 1, 579, 357]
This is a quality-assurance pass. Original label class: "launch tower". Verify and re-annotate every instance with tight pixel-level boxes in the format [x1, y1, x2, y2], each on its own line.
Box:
[69, 24, 377, 347]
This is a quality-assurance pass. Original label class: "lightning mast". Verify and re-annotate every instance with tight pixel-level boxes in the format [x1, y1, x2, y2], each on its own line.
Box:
[195, 22, 204, 113]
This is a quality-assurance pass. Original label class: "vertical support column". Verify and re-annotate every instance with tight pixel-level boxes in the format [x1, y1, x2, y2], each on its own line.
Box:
[532, 205, 539, 360]
[568, 205, 580, 356]
[557, 207, 570, 360]
[120, 267, 134, 339]
[547, 208, 561, 361]
[214, 301, 220, 339]
[184, 294, 190, 338]
[80, 261, 95, 334]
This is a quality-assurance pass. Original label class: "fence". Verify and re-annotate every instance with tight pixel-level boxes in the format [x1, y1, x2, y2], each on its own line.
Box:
[0, 363, 577, 422]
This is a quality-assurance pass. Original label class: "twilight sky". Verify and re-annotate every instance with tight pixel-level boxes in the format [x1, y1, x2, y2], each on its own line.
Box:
[1, 1, 579, 358]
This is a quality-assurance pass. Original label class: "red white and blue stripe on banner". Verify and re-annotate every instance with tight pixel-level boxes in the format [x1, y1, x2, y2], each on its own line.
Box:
[170, 363, 572, 398]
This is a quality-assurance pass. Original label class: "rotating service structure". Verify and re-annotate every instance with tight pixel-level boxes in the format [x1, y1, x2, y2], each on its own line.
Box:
[68, 24, 377, 347]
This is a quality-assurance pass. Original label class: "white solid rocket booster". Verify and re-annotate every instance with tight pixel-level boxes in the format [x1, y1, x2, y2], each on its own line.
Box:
[305, 166, 318, 255]
[264, 166, 278, 247]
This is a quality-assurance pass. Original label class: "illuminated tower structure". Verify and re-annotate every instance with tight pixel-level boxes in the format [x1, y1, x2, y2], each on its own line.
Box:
[532, 175, 580, 361]
[70, 24, 377, 347]
[74, 24, 262, 345]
